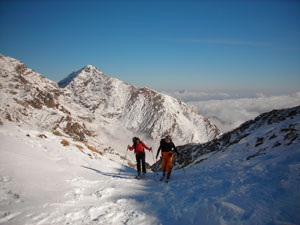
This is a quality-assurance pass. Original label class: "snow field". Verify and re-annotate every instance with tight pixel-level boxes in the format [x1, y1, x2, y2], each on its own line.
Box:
[0, 122, 161, 225]
[1, 116, 300, 225]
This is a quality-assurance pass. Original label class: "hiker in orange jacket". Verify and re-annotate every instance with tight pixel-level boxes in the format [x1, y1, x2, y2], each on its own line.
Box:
[128, 137, 152, 177]
[156, 135, 180, 181]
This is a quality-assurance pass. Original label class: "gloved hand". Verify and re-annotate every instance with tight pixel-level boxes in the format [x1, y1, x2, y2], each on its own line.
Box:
[127, 145, 130, 149]
[150, 147, 152, 152]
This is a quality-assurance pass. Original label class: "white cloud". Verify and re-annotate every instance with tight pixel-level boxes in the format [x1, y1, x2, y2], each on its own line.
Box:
[162, 90, 231, 102]
[184, 92, 300, 132]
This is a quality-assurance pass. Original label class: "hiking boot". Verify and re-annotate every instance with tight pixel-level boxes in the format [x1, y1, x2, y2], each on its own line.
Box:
[167, 173, 170, 180]
[160, 171, 166, 181]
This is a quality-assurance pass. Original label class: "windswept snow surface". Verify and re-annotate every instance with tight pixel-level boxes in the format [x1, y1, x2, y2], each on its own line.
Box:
[1, 121, 300, 225]
[0, 122, 158, 225]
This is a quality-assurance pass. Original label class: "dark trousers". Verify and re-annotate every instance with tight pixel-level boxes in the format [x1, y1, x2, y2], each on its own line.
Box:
[136, 152, 146, 174]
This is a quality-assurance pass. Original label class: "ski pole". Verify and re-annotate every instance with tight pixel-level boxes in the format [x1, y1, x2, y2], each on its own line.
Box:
[119, 147, 129, 175]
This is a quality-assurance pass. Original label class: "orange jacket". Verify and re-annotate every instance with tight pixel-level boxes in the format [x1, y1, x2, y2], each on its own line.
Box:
[129, 141, 151, 155]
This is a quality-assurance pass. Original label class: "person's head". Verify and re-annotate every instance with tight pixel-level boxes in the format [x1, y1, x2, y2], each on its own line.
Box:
[165, 135, 171, 143]
[132, 137, 140, 144]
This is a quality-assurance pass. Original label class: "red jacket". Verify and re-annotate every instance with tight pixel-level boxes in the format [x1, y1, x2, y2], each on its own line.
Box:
[129, 141, 151, 155]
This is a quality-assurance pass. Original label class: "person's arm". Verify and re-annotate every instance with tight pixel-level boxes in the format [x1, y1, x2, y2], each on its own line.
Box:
[172, 142, 179, 155]
[128, 144, 135, 151]
[141, 141, 152, 151]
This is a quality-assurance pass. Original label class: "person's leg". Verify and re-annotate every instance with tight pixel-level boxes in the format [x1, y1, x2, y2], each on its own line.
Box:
[161, 152, 168, 176]
[136, 154, 141, 176]
[141, 152, 146, 174]
[167, 152, 174, 179]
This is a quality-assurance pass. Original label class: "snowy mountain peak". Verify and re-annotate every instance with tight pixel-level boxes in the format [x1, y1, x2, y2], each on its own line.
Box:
[59, 66, 220, 144]
[85, 64, 97, 69]
[82, 64, 104, 74]
[58, 64, 105, 88]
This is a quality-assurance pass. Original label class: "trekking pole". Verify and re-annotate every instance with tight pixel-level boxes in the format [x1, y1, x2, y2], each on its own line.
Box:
[119, 147, 129, 175]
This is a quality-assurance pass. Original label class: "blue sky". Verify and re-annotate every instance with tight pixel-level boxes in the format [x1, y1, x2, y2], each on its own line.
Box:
[0, 0, 299, 94]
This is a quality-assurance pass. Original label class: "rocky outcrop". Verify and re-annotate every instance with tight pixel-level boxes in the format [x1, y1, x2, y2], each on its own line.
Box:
[0, 54, 94, 140]
[152, 105, 300, 170]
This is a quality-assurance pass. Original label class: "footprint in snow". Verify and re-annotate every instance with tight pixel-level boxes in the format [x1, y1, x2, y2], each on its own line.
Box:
[0, 176, 12, 182]
[64, 187, 85, 203]
[0, 211, 21, 224]
[92, 187, 115, 199]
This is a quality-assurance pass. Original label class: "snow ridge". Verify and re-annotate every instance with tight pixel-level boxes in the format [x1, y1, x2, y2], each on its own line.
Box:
[58, 65, 105, 88]
[58, 64, 220, 145]
[171, 105, 300, 169]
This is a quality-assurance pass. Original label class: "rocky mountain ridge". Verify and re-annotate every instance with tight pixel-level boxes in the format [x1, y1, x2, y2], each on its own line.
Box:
[58, 64, 220, 144]
[152, 105, 300, 170]
[0, 53, 220, 164]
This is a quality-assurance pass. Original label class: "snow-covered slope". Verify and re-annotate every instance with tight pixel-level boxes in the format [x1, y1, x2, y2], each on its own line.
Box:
[1, 106, 299, 225]
[171, 105, 300, 169]
[58, 65, 220, 145]
[153, 105, 300, 224]
[0, 54, 94, 139]
[0, 121, 157, 225]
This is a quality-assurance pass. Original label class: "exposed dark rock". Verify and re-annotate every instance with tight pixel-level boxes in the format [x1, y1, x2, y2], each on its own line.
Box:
[269, 134, 277, 140]
[246, 148, 267, 160]
[273, 142, 281, 148]
[255, 137, 264, 147]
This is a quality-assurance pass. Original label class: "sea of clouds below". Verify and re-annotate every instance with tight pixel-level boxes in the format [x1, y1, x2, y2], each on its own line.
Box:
[164, 90, 300, 133]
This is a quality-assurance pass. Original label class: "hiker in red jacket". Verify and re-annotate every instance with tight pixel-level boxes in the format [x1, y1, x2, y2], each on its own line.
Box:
[128, 137, 152, 177]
